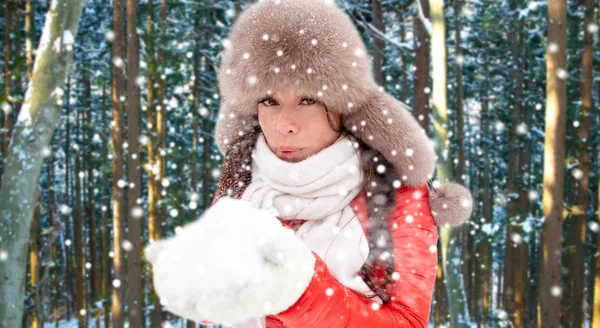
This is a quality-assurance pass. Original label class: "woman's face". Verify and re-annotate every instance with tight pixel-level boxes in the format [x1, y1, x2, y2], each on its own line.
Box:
[257, 90, 342, 163]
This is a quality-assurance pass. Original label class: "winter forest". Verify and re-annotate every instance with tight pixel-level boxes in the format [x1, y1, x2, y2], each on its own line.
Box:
[0, 0, 598, 327]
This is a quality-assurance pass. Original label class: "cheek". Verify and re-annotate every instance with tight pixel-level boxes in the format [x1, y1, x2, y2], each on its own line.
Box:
[305, 113, 339, 146]
[258, 111, 278, 141]
[258, 111, 273, 130]
[308, 111, 333, 133]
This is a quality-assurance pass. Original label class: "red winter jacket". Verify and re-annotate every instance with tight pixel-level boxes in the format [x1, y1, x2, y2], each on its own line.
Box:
[211, 184, 439, 328]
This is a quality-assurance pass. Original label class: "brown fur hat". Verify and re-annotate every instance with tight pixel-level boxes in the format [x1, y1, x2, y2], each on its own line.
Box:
[215, 0, 472, 227]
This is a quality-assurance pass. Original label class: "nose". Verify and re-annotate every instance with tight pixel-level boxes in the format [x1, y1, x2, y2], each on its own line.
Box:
[275, 106, 299, 135]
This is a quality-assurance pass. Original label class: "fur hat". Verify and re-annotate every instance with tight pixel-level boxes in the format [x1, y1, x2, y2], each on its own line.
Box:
[215, 0, 472, 227]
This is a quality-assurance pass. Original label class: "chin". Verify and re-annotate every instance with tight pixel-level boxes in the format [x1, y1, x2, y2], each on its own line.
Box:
[279, 155, 305, 163]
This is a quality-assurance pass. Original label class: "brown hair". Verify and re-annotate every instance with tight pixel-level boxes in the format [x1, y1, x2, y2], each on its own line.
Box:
[213, 113, 398, 304]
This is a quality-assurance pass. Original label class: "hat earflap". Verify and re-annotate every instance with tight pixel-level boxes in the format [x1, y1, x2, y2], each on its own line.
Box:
[341, 91, 436, 187]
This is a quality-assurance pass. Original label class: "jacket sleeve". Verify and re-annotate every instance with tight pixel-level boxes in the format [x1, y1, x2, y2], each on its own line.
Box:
[274, 185, 439, 328]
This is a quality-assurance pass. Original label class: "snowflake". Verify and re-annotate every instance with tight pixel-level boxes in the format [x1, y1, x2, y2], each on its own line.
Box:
[122, 240, 133, 252]
[325, 288, 334, 296]
[556, 68, 568, 80]
[131, 206, 143, 218]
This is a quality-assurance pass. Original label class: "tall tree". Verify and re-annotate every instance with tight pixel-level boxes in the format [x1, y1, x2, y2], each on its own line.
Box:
[46, 150, 59, 327]
[453, 1, 473, 320]
[3, 0, 13, 161]
[572, 0, 594, 326]
[29, 203, 42, 328]
[145, 0, 163, 325]
[25, 0, 35, 80]
[503, 2, 526, 324]
[478, 83, 493, 328]
[413, 0, 430, 130]
[191, 1, 201, 218]
[110, 0, 127, 325]
[539, 1, 567, 327]
[156, 0, 169, 236]
[84, 76, 101, 324]
[64, 78, 73, 321]
[372, 0, 383, 85]
[514, 18, 530, 328]
[0, 0, 84, 325]
[430, 0, 470, 326]
[126, 0, 143, 325]
[74, 109, 86, 328]
[397, 2, 409, 102]
[100, 83, 111, 328]
[235, 0, 242, 20]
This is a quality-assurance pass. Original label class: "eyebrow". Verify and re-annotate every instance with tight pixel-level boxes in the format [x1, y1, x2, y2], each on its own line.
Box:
[262, 94, 314, 100]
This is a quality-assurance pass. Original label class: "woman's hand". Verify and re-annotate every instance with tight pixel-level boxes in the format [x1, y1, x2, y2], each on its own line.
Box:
[145, 197, 316, 325]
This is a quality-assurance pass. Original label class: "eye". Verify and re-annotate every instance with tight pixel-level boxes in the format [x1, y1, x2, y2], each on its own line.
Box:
[259, 97, 278, 106]
[301, 97, 316, 105]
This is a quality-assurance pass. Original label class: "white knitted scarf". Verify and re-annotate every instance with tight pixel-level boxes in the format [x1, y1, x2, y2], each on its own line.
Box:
[242, 132, 377, 291]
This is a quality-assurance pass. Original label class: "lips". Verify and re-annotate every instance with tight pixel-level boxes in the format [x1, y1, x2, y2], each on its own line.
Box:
[277, 147, 303, 159]
[278, 147, 303, 152]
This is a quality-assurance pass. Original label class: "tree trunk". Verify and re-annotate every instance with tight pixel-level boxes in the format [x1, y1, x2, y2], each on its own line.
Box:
[0, 0, 84, 325]
[64, 78, 73, 322]
[111, 0, 127, 325]
[191, 11, 200, 203]
[157, 0, 168, 231]
[398, 3, 408, 103]
[73, 111, 87, 328]
[12, 0, 23, 117]
[434, 253, 444, 327]
[478, 86, 493, 327]
[514, 19, 529, 328]
[413, 0, 430, 130]
[25, 0, 35, 81]
[503, 1, 523, 321]
[190, 1, 203, 218]
[572, 1, 594, 327]
[371, 0, 383, 85]
[3, 0, 13, 162]
[201, 16, 213, 210]
[48, 154, 59, 327]
[521, 28, 536, 327]
[430, 0, 470, 326]
[126, 0, 143, 325]
[595, 147, 600, 327]
[100, 83, 111, 328]
[539, 1, 567, 327]
[29, 203, 41, 328]
[146, 0, 164, 326]
[235, 0, 242, 20]
[454, 0, 472, 321]
[593, 5, 600, 328]
[529, 230, 540, 327]
[83, 75, 101, 325]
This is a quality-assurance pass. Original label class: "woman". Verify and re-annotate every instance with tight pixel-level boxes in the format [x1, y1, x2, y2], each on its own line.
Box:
[147, 0, 473, 327]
